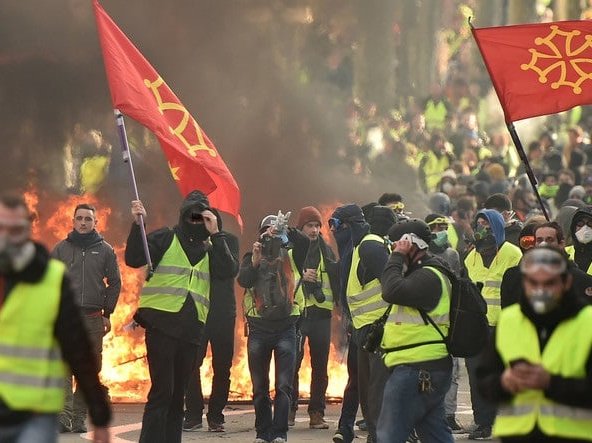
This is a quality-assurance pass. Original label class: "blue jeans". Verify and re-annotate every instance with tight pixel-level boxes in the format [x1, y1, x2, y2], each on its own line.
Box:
[0, 413, 58, 443]
[336, 338, 359, 443]
[377, 363, 453, 443]
[444, 357, 460, 416]
[248, 324, 296, 442]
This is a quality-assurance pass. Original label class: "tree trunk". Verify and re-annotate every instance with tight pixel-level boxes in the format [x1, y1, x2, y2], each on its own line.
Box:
[507, 0, 537, 25]
[554, 0, 582, 20]
[352, 0, 397, 112]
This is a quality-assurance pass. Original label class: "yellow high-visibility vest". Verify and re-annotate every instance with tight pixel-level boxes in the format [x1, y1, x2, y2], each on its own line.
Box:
[0, 259, 68, 412]
[381, 266, 450, 368]
[494, 304, 592, 440]
[140, 235, 210, 323]
[465, 242, 522, 325]
[347, 234, 389, 330]
[288, 249, 333, 311]
[565, 245, 592, 275]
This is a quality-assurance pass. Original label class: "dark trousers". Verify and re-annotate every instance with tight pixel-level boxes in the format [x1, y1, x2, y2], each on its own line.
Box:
[358, 346, 390, 441]
[61, 314, 104, 425]
[291, 315, 331, 414]
[247, 324, 296, 442]
[184, 316, 235, 424]
[336, 338, 359, 443]
[139, 328, 199, 443]
[466, 326, 497, 427]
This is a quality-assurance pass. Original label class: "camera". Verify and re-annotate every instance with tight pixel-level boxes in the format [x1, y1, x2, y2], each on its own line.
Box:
[362, 320, 385, 353]
[303, 281, 326, 303]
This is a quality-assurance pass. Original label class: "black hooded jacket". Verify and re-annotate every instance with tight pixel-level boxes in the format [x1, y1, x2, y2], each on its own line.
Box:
[125, 192, 238, 343]
[570, 206, 592, 272]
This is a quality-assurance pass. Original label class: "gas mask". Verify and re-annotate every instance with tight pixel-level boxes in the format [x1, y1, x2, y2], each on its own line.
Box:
[525, 288, 560, 314]
[474, 226, 497, 254]
[575, 225, 592, 244]
[432, 230, 449, 248]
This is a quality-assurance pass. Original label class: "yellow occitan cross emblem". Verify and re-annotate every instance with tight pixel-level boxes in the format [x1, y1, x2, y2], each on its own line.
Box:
[521, 25, 592, 94]
[145, 76, 217, 157]
[168, 162, 180, 181]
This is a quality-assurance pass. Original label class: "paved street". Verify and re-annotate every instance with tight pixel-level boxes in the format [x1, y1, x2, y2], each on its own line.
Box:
[60, 363, 500, 442]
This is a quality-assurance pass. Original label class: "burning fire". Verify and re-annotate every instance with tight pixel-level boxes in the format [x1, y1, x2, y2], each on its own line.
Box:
[27, 189, 349, 403]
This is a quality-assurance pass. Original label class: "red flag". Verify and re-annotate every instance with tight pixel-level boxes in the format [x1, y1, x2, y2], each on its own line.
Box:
[472, 20, 592, 123]
[93, 0, 241, 225]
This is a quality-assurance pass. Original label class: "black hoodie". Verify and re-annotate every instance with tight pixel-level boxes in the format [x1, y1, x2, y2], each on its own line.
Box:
[570, 206, 592, 272]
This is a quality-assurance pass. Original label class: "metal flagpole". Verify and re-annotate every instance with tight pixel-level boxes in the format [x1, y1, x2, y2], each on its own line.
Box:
[114, 109, 154, 276]
[507, 123, 550, 221]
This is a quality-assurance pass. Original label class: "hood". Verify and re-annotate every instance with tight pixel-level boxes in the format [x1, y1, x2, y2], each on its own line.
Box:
[179, 190, 211, 220]
[556, 205, 578, 246]
[368, 205, 397, 237]
[476, 209, 505, 247]
[570, 206, 592, 244]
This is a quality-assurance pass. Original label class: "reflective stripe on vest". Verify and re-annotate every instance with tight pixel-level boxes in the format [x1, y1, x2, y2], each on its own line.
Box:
[465, 242, 522, 325]
[493, 304, 592, 440]
[288, 249, 334, 311]
[347, 234, 389, 329]
[381, 266, 451, 368]
[0, 259, 67, 412]
[565, 245, 592, 275]
[140, 235, 211, 322]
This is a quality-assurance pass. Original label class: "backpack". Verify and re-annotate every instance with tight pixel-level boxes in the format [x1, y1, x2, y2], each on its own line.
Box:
[422, 266, 489, 358]
[252, 249, 295, 320]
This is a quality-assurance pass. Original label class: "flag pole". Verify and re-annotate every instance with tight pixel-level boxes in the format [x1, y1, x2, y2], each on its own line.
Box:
[506, 123, 550, 221]
[114, 109, 154, 276]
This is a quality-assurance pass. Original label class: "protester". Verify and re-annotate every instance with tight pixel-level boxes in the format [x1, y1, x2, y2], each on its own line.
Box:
[53, 203, 121, 434]
[183, 210, 239, 433]
[0, 194, 111, 443]
[464, 209, 522, 439]
[289, 206, 338, 429]
[566, 207, 592, 274]
[238, 213, 303, 443]
[477, 246, 592, 442]
[377, 218, 453, 443]
[125, 190, 238, 443]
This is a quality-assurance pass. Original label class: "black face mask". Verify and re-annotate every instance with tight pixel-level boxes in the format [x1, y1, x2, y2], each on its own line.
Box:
[475, 234, 497, 254]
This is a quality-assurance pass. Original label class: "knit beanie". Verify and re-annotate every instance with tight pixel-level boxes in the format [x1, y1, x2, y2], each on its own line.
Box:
[296, 206, 322, 229]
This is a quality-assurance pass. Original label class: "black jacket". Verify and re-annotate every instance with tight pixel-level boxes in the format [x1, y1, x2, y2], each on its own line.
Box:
[0, 243, 111, 426]
[125, 223, 238, 343]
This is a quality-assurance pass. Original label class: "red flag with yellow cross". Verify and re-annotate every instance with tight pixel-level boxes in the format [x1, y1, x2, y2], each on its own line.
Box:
[472, 20, 592, 123]
[93, 0, 241, 225]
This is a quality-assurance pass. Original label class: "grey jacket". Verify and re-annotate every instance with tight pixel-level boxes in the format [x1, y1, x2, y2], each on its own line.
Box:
[52, 233, 121, 317]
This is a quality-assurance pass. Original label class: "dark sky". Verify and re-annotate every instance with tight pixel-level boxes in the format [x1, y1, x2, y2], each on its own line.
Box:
[0, 0, 423, 243]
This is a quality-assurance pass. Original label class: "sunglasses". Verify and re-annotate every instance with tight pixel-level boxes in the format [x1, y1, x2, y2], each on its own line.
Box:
[519, 235, 536, 250]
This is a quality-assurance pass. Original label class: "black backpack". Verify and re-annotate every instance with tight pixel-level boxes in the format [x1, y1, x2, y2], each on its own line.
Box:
[422, 266, 489, 358]
[252, 249, 295, 320]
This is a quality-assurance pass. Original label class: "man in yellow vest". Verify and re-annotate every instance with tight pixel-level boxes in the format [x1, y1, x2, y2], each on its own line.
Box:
[0, 194, 111, 443]
[238, 213, 302, 443]
[377, 218, 453, 443]
[346, 205, 395, 443]
[477, 246, 592, 442]
[288, 206, 338, 430]
[566, 207, 592, 275]
[419, 132, 454, 193]
[464, 209, 522, 440]
[126, 190, 238, 443]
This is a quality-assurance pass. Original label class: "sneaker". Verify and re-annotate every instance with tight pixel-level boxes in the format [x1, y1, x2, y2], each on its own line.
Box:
[58, 416, 72, 433]
[406, 429, 419, 443]
[271, 438, 287, 443]
[253, 439, 268, 443]
[309, 410, 329, 429]
[208, 419, 225, 432]
[468, 424, 492, 440]
[446, 415, 465, 434]
[182, 418, 203, 432]
[71, 420, 87, 433]
[288, 409, 296, 427]
[332, 432, 344, 443]
[356, 419, 367, 431]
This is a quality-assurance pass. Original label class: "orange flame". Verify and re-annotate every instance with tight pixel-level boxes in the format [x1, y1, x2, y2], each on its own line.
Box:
[26, 189, 349, 403]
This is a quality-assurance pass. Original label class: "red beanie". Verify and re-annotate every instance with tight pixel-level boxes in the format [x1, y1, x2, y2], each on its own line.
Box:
[296, 206, 322, 229]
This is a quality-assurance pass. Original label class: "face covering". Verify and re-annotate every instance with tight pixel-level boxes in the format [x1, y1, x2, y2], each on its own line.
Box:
[575, 225, 592, 244]
[441, 182, 454, 194]
[432, 230, 448, 248]
[526, 288, 560, 314]
[0, 239, 35, 273]
[474, 226, 497, 254]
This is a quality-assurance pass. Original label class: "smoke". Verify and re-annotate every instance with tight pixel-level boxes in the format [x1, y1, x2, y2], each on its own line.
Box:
[0, 0, 423, 247]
